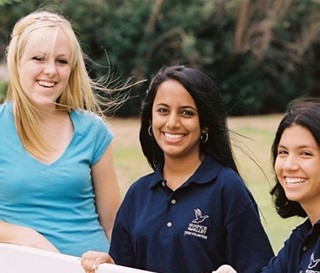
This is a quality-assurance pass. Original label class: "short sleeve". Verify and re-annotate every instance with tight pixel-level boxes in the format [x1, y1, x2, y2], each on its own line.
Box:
[92, 116, 113, 164]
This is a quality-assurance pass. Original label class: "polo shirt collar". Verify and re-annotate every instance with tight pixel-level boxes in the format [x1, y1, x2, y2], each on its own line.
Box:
[149, 155, 222, 189]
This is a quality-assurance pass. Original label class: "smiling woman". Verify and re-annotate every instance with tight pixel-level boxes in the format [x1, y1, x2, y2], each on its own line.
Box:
[150, 79, 203, 190]
[81, 65, 274, 273]
[18, 28, 71, 109]
[211, 97, 320, 273]
[0, 9, 123, 257]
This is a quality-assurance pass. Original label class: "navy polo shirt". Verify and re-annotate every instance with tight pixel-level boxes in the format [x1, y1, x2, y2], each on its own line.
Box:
[110, 156, 274, 273]
[262, 219, 320, 273]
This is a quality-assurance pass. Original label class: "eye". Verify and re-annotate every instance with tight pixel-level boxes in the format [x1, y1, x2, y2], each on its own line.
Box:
[301, 151, 313, 157]
[277, 149, 288, 156]
[32, 56, 45, 61]
[57, 59, 68, 65]
[181, 109, 195, 117]
[156, 107, 168, 114]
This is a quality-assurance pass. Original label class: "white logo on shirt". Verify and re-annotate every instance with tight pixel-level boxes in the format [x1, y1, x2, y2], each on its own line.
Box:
[184, 208, 209, 239]
[192, 208, 209, 224]
[307, 253, 320, 272]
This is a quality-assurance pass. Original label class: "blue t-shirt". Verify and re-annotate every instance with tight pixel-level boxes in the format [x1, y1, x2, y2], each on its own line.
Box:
[0, 101, 113, 256]
[110, 156, 274, 273]
[262, 218, 320, 273]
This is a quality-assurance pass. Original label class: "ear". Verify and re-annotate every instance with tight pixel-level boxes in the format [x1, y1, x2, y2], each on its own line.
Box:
[202, 127, 209, 133]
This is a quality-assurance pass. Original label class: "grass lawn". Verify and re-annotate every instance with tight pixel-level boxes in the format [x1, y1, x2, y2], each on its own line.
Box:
[109, 115, 303, 253]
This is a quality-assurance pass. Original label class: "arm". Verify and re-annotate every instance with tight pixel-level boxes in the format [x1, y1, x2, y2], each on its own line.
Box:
[0, 220, 59, 252]
[219, 173, 274, 273]
[225, 203, 274, 273]
[91, 144, 121, 241]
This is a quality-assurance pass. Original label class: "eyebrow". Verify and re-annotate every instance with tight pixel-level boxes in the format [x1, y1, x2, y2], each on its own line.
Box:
[155, 103, 197, 109]
[278, 144, 318, 150]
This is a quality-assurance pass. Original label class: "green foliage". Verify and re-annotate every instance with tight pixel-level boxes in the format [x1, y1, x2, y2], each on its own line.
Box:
[0, 0, 319, 115]
[0, 0, 22, 6]
[0, 80, 8, 102]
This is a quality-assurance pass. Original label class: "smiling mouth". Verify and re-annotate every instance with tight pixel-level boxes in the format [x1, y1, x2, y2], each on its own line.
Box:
[285, 177, 306, 185]
[163, 132, 184, 140]
[37, 80, 56, 88]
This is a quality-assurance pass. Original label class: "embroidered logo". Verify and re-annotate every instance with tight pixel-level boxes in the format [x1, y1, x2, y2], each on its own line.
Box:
[192, 208, 209, 224]
[306, 253, 320, 272]
[306, 253, 320, 273]
[184, 208, 209, 240]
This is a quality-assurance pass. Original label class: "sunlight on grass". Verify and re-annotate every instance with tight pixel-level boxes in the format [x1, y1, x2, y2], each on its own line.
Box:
[229, 115, 303, 253]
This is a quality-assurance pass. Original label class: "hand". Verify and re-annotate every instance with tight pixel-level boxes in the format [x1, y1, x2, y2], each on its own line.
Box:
[81, 250, 115, 273]
[212, 264, 237, 273]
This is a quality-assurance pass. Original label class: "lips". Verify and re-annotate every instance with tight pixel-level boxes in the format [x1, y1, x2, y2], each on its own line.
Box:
[163, 132, 184, 140]
[285, 177, 306, 185]
[37, 80, 56, 88]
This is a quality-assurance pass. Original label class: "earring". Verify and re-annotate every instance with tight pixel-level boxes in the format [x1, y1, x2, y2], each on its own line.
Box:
[148, 125, 152, 136]
[200, 132, 208, 143]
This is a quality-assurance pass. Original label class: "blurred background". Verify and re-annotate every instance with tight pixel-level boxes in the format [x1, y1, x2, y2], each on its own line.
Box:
[1, 0, 320, 116]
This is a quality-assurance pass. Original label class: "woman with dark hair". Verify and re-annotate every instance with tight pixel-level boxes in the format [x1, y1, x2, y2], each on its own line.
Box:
[81, 65, 273, 273]
[201, 96, 320, 273]
[261, 97, 320, 272]
[139, 65, 238, 173]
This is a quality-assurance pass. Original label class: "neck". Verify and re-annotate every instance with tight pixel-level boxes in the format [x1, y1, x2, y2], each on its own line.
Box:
[302, 203, 320, 226]
[163, 154, 203, 191]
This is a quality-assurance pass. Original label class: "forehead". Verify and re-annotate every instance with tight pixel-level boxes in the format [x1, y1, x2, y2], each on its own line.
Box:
[21, 27, 71, 58]
[280, 125, 318, 147]
[154, 79, 196, 106]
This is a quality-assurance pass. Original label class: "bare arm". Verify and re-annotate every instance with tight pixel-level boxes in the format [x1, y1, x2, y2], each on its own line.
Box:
[91, 144, 121, 240]
[0, 220, 59, 252]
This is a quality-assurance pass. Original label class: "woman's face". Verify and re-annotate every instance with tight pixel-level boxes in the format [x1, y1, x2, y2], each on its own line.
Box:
[151, 79, 202, 161]
[18, 30, 72, 109]
[275, 124, 320, 211]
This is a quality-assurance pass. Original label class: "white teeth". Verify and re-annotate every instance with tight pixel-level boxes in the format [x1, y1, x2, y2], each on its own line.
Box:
[38, 81, 55, 87]
[164, 133, 184, 139]
[285, 177, 306, 185]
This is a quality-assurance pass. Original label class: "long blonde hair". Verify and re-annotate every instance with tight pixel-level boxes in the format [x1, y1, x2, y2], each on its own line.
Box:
[6, 10, 122, 159]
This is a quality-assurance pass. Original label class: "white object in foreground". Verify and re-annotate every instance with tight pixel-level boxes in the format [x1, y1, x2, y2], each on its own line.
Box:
[0, 243, 154, 273]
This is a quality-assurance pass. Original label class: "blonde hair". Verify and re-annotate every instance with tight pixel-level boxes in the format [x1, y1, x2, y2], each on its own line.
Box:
[6, 10, 121, 159]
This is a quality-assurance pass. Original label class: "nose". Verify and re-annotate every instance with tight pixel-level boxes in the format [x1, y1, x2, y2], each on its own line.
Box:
[282, 155, 299, 171]
[166, 112, 180, 129]
[44, 60, 57, 76]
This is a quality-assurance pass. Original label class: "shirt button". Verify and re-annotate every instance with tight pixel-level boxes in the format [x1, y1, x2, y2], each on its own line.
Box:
[171, 199, 176, 204]
[302, 246, 308, 251]
[167, 222, 172, 228]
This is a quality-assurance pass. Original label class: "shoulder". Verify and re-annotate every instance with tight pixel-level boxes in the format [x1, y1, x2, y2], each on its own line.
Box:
[72, 109, 105, 125]
[71, 110, 112, 134]
[202, 157, 258, 208]
[0, 101, 13, 123]
[0, 101, 11, 113]
[120, 172, 160, 204]
[115, 172, 157, 219]
[201, 156, 246, 188]
[127, 172, 157, 193]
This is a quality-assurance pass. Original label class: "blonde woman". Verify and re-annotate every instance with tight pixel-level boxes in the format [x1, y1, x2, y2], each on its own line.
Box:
[0, 10, 121, 256]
